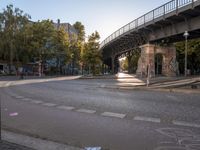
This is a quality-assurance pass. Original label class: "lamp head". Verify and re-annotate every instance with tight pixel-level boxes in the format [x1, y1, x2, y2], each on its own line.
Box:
[183, 31, 189, 38]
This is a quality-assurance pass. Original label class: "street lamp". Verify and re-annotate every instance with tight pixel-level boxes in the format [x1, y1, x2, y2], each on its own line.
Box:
[183, 31, 189, 77]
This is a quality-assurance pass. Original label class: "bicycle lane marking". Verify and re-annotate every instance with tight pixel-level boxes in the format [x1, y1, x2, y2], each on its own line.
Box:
[154, 128, 200, 150]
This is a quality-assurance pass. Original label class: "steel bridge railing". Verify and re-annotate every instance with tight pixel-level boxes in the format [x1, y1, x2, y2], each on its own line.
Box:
[100, 0, 197, 49]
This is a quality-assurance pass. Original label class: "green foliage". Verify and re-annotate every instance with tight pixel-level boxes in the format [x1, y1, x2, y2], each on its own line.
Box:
[120, 49, 140, 73]
[52, 26, 70, 67]
[82, 31, 102, 75]
[29, 20, 56, 58]
[120, 58, 128, 71]
[175, 39, 200, 74]
[0, 5, 101, 76]
[73, 21, 85, 42]
[0, 4, 30, 71]
[129, 49, 140, 73]
[0, 5, 71, 73]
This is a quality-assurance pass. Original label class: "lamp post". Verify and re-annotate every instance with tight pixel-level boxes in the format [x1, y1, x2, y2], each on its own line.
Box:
[147, 63, 151, 87]
[183, 31, 189, 77]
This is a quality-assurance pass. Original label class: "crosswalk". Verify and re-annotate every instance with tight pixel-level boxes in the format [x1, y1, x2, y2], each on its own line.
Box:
[5, 93, 200, 129]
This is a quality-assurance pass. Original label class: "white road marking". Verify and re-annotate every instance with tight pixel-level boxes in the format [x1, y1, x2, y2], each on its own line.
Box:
[30, 100, 43, 104]
[134, 116, 161, 123]
[9, 112, 19, 117]
[76, 109, 96, 114]
[56, 105, 74, 110]
[173, 120, 200, 128]
[10, 94, 18, 98]
[21, 98, 32, 101]
[101, 112, 126, 119]
[42, 103, 57, 107]
[85, 147, 102, 150]
[15, 96, 24, 99]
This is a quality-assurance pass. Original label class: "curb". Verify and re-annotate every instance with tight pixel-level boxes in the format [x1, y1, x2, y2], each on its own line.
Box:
[0, 140, 35, 150]
[150, 77, 200, 86]
[79, 77, 117, 80]
[2, 130, 83, 150]
[79, 76, 117, 80]
[0, 76, 81, 88]
[102, 85, 200, 94]
[0, 81, 12, 88]
[146, 87, 200, 94]
[149, 81, 198, 89]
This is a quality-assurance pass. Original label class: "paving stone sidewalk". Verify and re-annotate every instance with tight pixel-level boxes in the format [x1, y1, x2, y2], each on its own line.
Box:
[0, 140, 35, 150]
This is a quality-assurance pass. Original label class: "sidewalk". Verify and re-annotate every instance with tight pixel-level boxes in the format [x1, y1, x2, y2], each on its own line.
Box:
[93, 73, 200, 93]
[0, 75, 81, 88]
[0, 140, 35, 150]
[115, 73, 200, 87]
[0, 75, 65, 81]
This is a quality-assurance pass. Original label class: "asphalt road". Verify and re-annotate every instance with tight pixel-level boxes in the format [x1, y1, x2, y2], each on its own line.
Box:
[1, 76, 200, 150]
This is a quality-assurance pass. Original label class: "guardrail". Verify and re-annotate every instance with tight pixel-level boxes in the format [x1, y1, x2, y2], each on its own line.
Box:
[100, 0, 197, 49]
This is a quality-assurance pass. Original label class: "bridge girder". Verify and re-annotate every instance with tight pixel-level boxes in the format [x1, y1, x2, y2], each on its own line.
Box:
[101, 1, 200, 57]
[101, 1, 200, 73]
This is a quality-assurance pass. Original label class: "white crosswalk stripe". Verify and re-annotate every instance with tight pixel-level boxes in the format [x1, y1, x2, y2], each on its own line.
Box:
[42, 103, 57, 107]
[30, 100, 43, 104]
[21, 98, 32, 101]
[101, 112, 126, 119]
[15, 96, 24, 99]
[134, 116, 161, 123]
[56, 105, 74, 110]
[173, 120, 200, 128]
[76, 109, 96, 114]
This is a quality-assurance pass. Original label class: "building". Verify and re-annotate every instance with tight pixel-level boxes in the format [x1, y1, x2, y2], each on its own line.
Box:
[53, 19, 78, 40]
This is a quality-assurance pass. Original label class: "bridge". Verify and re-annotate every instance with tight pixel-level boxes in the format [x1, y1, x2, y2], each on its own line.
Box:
[100, 0, 200, 77]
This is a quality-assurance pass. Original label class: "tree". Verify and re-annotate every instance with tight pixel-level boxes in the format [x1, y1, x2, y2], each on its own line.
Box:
[129, 49, 140, 73]
[68, 35, 81, 75]
[176, 38, 200, 75]
[120, 58, 128, 72]
[52, 26, 70, 74]
[119, 48, 140, 73]
[0, 4, 30, 73]
[83, 31, 102, 75]
[0, 5, 102, 76]
[72, 21, 86, 74]
[73, 21, 85, 42]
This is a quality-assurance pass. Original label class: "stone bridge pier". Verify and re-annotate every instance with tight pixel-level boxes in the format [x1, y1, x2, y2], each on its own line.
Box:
[136, 44, 178, 78]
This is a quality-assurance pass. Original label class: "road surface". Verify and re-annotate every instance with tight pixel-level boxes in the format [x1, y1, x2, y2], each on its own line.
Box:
[1, 75, 200, 150]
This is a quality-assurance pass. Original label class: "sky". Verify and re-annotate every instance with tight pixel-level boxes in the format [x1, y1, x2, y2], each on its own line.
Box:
[0, 0, 168, 42]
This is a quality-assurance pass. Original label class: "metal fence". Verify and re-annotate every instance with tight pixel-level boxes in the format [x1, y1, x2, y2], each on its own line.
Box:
[100, 0, 197, 49]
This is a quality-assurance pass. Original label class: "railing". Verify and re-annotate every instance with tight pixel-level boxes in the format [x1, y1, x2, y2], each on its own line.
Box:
[100, 0, 197, 49]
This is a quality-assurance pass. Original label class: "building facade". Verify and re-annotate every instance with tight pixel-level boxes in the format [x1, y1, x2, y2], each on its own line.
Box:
[54, 19, 78, 40]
